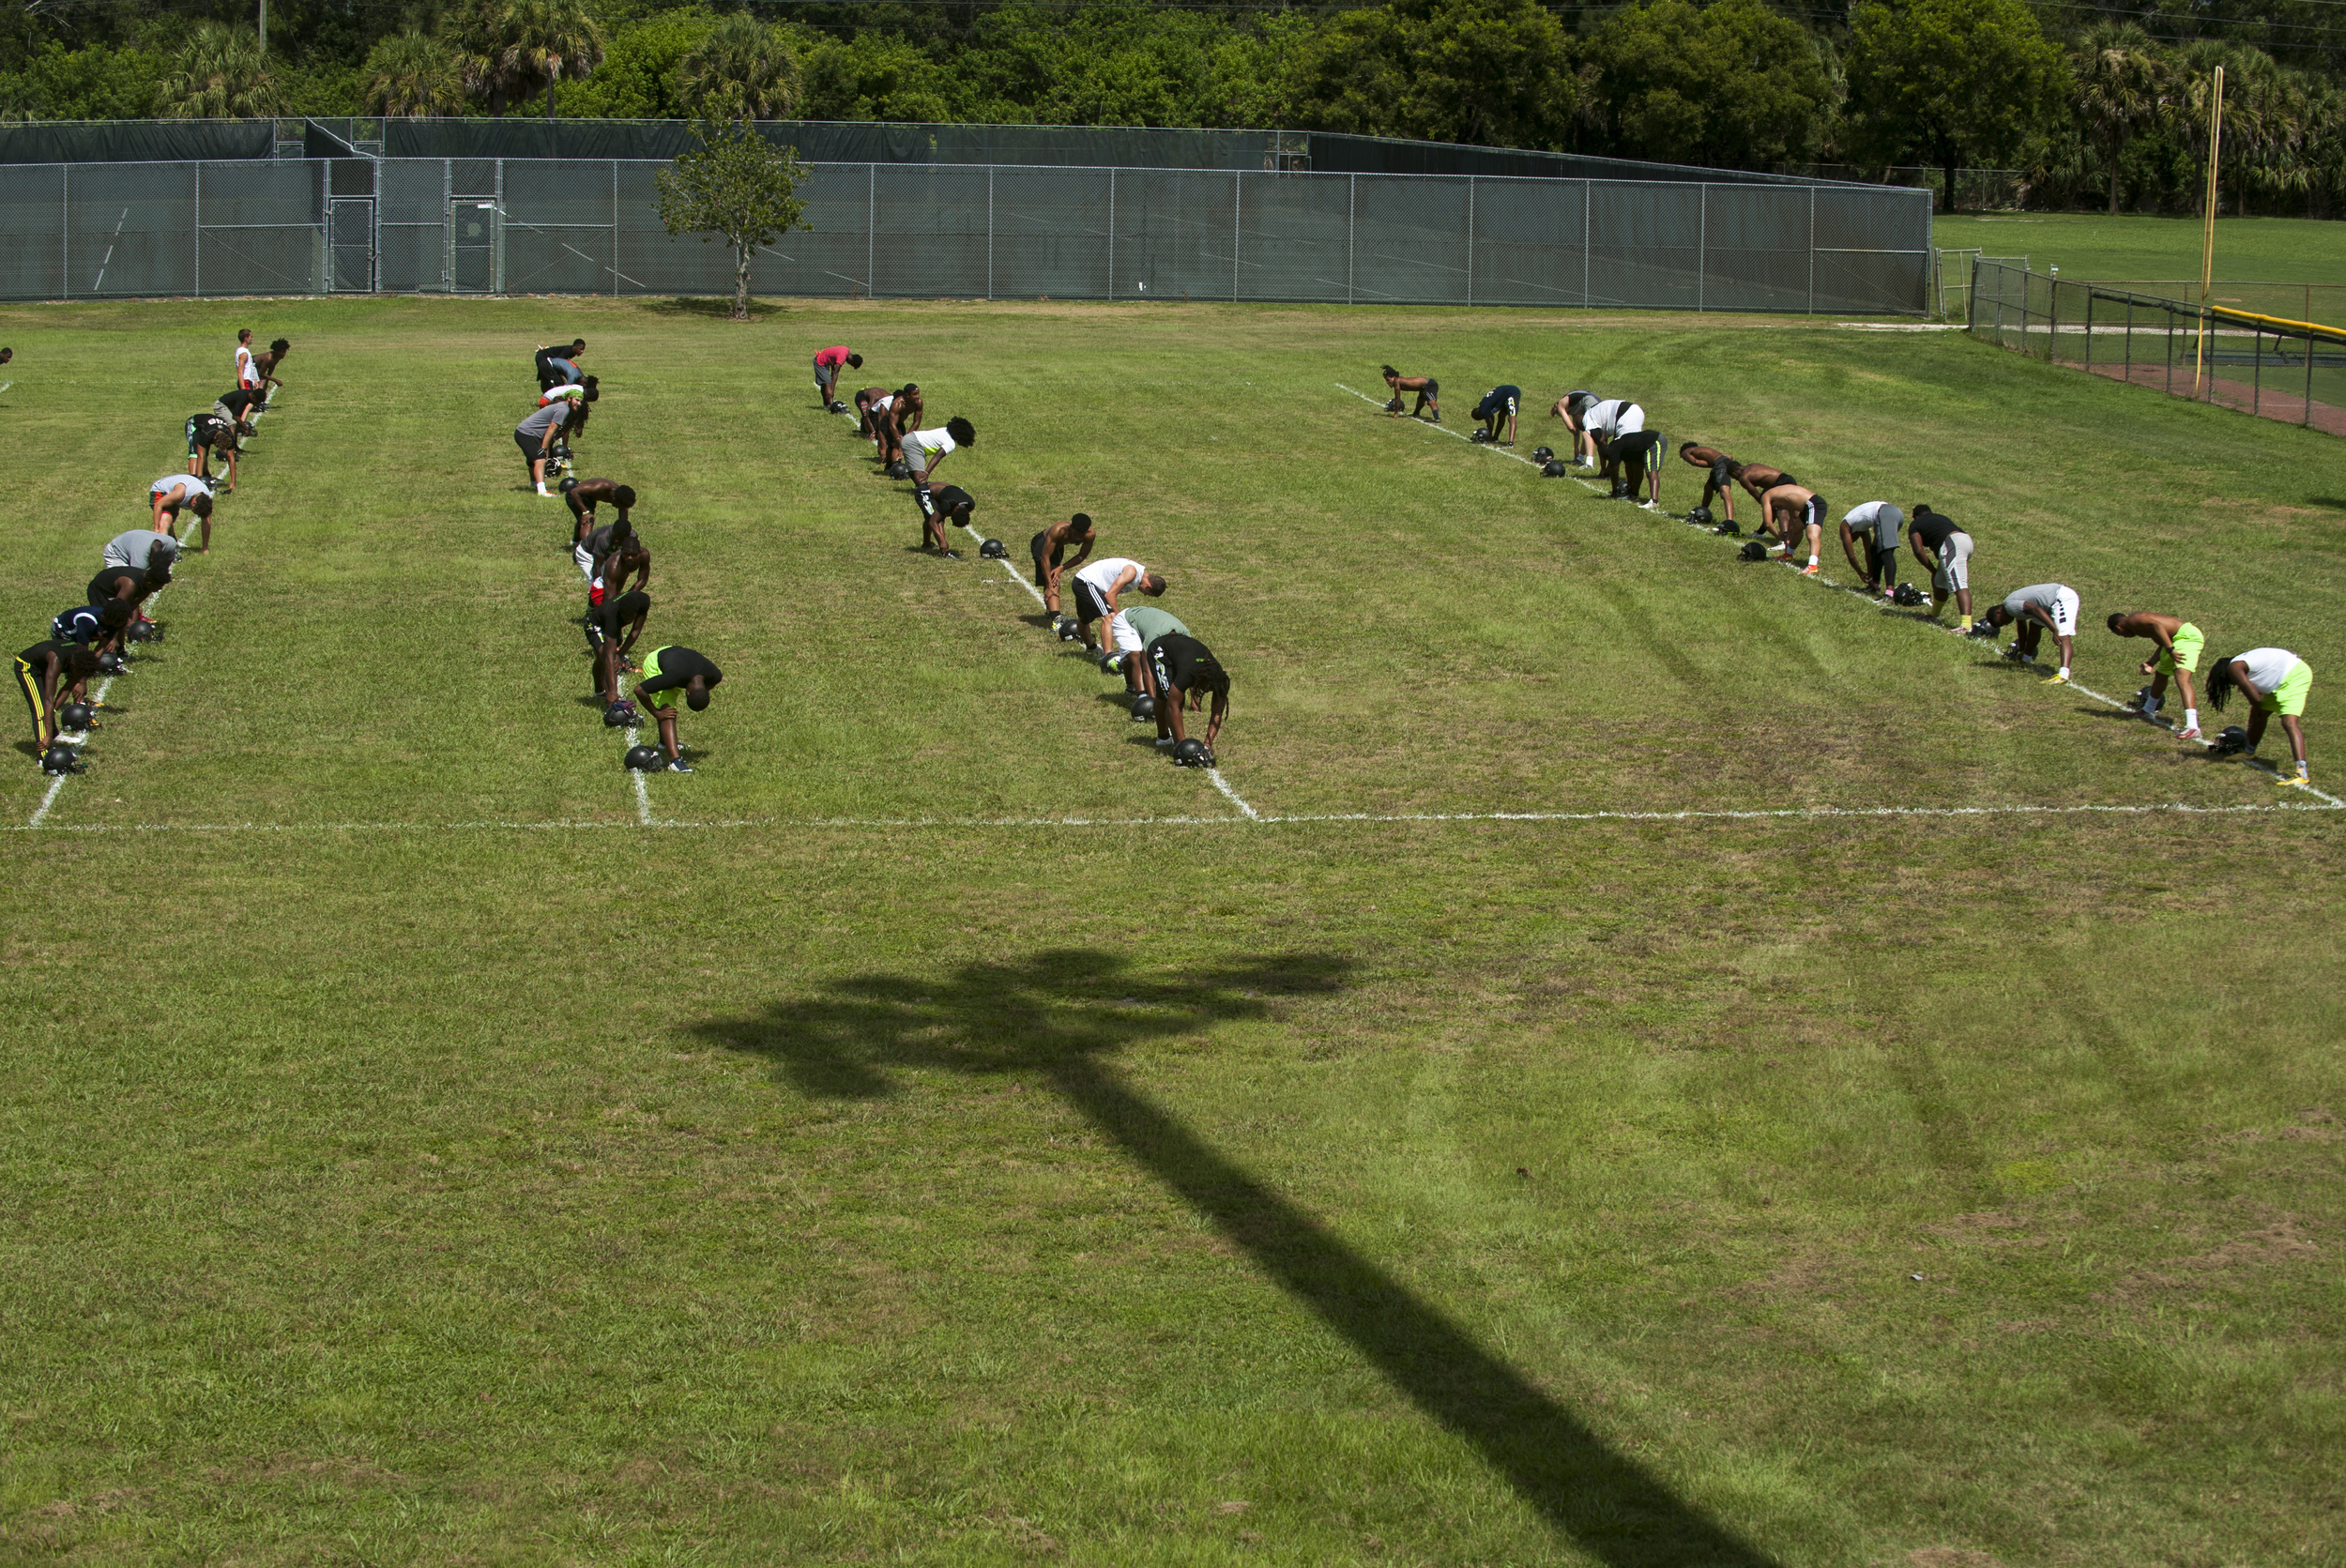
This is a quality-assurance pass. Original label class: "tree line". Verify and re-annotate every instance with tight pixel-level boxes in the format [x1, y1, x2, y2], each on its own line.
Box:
[4, 0, 2344, 216]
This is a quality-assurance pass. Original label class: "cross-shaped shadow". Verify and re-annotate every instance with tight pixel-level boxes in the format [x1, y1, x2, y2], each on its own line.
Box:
[695, 950, 1776, 1566]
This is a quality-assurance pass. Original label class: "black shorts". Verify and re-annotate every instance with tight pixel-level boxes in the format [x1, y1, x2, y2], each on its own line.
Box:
[515, 430, 547, 462]
[1029, 531, 1063, 587]
[1073, 578, 1108, 626]
[1418, 379, 1438, 398]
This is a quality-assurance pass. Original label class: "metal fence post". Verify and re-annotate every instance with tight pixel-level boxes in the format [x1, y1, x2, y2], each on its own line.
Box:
[986, 167, 994, 301]
[60, 164, 69, 298]
[2253, 326, 2262, 416]
[2084, 288, 2093, 374]
[191, 164, 201, 297]
[1347, 175, 1354, 304]
[1697, 184, 1706, 312]
[2307, 324, 2317, 427]
[1107, 169, 1116, 298]
[609, 160, 617, 297]
[2046, 278, 2057, 363]
[1466, 176, 1475, 308]
[866, 163, 876, 298]
[1806, 188, 1815, 315]
[1231, 170, 1241, 302]
[1583, 180, 1592, 307]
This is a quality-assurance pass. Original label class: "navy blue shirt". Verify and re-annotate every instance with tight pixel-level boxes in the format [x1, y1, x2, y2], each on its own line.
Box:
[1474, 386, 1522, 419]
[51, 604, 108, 646]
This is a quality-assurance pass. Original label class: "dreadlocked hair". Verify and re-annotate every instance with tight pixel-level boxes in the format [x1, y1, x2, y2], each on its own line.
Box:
[2203, 654, 2241, 711]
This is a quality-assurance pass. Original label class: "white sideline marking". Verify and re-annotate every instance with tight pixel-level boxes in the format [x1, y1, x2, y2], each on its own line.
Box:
[8, 799, 2337, 836]
[830, 400, 1263, 822]
[1206, 769, 1257, 818]
[626, 721, 653, 825]
[1337, 384, 2346, 807]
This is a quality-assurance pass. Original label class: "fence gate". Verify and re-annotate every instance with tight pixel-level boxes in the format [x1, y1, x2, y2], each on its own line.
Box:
[449, 197, 499, 292]
[328, 198, 373, 292]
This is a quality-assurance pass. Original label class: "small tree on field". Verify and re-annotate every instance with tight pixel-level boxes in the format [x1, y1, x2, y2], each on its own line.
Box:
[653, 116, 807, 322]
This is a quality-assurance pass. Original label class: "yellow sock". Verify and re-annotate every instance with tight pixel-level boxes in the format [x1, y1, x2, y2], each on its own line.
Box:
[1959, 615, 1973, 631]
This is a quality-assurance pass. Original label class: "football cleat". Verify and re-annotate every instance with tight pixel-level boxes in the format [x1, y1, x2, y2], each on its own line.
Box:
[2277, 773, 2311, 788]
[2174, 725, 2202, 741]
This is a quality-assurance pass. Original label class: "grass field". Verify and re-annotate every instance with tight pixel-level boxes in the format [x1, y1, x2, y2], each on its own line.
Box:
[3, 295, 2342, 1566]
[1931, 211, 2346, 284]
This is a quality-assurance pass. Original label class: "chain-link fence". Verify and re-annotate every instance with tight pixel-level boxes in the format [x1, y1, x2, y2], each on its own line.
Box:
[0, 156, 1930, 312]
[1969, 258, 2346, 434]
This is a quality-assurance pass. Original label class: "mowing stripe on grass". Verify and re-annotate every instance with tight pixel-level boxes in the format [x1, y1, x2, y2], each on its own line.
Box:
[1333, 383, 2345, 807]
[12, 798, 2336, 836]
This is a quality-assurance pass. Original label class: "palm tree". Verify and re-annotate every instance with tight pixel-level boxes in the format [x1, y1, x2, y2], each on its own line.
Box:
[2070, 22, 2166, 215]
[678, 13, 802, 121]
[2180, 43, 2310, 218]
[362, 30, 467, 117]
[158, 23, 286, 119]
[454, 0, 605, 118]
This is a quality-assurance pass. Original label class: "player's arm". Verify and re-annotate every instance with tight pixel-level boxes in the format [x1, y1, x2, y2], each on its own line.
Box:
[1202, 686, 1226, 752]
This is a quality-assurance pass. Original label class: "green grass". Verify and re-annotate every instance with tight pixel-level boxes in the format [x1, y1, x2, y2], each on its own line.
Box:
[1932, 211, 2346, 283]
[2, 296, 2342, 1567]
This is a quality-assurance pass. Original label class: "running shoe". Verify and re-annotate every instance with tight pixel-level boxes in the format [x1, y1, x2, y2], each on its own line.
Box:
[2042, 672, 2070, 685]
[2277, 772, 2311, 788]
[1798, 562, 1820, 576]
[2174, 725, 2203, 741]
[667, 759, 694, 774]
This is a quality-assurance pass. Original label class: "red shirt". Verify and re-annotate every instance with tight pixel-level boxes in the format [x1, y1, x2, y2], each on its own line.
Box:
[815, 346, 851, 368]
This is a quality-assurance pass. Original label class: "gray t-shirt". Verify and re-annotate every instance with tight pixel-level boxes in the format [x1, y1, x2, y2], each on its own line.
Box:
[1122, 606, 1191, 647]
[102, 529, 178, 570]
[517, 402, 568, 440]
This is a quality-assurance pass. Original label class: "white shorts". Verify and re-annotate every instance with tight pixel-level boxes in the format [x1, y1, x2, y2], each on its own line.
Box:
[1934, 533, 1973, 594]
[1105, 611, 1144, 653]
[2042, 587, 2080, 637]
[573, 541, 596, 581]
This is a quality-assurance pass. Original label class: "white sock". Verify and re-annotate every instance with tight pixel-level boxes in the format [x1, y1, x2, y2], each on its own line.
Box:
[2058, 666, 2070, 678]
[2185, 708, 2198, 729]
[1807, 555, 1820, 566]
[2298, 760, 2310, 778]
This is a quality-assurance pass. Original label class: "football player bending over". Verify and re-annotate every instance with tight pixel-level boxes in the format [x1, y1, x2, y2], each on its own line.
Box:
[1983, 584, 2081, 684]
[2108, 610, 2205, 740]
[564, 478, 635, 549]
[1760, 481, 1827, 574]
[1030, 513, 1098, 621]
[1380, 366, 1440, 421]
[919, 484, 975, 557]
[1470, 386, 1520, 447]
[593, 589, 652, 711]
[1070, 556, 1166, 662]
[1147, 630, 1230, 767]
[632, 647, 723, 773]
[1839, 503, 1905, 599]
[2204, 647, 2314, 786]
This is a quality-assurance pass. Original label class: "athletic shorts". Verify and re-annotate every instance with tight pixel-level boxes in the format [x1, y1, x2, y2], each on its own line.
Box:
[1073, 578, 1109, 627]
[1847, 507, 1903, 557]
[186, 418, 206, 457]
[2154, 623, 2204, 677]
[639, 648, 678, 708]
[1933, 532, 1973, 594]
[813, 356, 838, 386]
[1029, 531, 1063, 587]
[515, 430, 545, 462]
[1418, 380, 1439, 398]
[1104, 610, 1144, 654]
[587, 580, 605, 609]
[14, 656, 45, 736]
[2263, 659, 2313, 718]
[573, 540, 598, 580]
[2033, 586, 2081, 638]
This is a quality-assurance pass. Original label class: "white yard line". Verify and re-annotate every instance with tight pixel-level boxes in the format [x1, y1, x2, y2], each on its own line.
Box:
[626, 721, 654, 824]
[1205, 769, 1258, 818]
[9, 799, 2336, 837]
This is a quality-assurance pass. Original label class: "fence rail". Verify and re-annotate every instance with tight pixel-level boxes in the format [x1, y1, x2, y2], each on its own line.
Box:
[1967, 258, 2346, 435]
[0, 156, 1931, 313]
